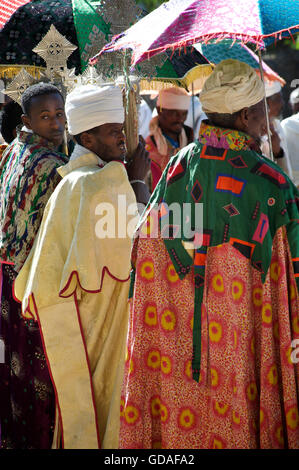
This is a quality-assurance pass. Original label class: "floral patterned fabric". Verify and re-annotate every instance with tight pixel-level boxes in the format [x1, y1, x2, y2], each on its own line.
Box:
[142, 124, 299, 378]
[198, 121, 256, 151]
[119, 123, 299, 449]
[119, 228, 299, 449]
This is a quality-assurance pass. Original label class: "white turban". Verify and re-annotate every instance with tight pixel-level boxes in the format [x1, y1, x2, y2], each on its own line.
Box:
[265, 80, 282, 98]
[65, 85, 124, 135]
[157, 87, 190, 111]
[200, 59, 265, 114]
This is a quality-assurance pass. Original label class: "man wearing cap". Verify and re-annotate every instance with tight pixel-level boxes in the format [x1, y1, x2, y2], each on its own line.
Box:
[146, 87, 193, 190]
[281, 87, 299, 187]
[260, 80, 293, 180]
[118, 60, 299, 449]
[14, 85, 150, 449]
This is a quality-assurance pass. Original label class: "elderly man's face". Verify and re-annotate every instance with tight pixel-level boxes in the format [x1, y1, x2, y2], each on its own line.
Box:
[245, 100, 267, 140]
[157, 107, 188, 136]
[82, 123, 126, 162]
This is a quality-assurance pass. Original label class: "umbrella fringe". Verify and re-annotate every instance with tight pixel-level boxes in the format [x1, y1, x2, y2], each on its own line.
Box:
[0, 64, 45, 79]
[139, 64, 214, 93]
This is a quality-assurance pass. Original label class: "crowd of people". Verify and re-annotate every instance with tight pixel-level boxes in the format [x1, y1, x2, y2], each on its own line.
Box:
[0, 57, 298, 449]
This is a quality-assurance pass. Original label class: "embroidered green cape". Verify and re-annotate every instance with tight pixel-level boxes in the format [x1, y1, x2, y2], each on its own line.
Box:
[131, 123, 299, 381]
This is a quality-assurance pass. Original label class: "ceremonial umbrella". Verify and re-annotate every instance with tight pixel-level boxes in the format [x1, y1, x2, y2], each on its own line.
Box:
[0, 0, 212, 90]
[0, 0, 90, 79]
[92, 0, 299, 158]
[139, 38, 285, 96]
[94, 0, 299, 66]
[196, 39, 286, 85]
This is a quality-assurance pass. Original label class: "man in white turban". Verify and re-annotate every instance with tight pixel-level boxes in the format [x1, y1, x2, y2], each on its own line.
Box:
[145, 86, 193, 190]
[118, 60, 299, 449]
[14, 85, 150, 449]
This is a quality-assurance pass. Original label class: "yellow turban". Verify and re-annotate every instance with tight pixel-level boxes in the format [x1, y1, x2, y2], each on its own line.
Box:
[200, 59, 265, 114]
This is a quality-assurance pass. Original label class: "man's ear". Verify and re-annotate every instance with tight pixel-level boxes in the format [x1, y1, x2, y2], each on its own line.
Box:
[238, 108, 249, 128]
[233, 107, 250, 134]
[21, 114, 32, 129]
[80, 131, 94, 150]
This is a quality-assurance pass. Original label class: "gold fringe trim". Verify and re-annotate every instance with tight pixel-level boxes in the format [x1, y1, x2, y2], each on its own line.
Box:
[0, 65, 46, 79]
[139, 64, 214, 94]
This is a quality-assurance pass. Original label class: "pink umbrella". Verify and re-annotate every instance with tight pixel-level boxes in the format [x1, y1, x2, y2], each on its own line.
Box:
[0, 0, 30, 30]
[90, 0, 299, 161]
[91, 0, 299, 66]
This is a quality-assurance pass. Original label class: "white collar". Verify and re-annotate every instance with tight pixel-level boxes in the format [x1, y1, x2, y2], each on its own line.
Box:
[69, 143, 106, 167]
[57, 143, 106, 178]
[21, 125, 33, 133]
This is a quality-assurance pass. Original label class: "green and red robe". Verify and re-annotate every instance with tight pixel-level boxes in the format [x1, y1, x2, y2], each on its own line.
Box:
[119, 123, 299, 449]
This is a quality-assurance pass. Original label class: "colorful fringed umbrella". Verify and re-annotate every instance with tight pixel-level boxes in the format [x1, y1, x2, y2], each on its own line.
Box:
[196, 39, 286, 85]
[137, 46, 213, 94]
[139, 39, 286, 95]
[93, 0, 299, 66]
[0, 0, 81, 79]
[91, 0, 299, 160]
[0, 0, 209, 86]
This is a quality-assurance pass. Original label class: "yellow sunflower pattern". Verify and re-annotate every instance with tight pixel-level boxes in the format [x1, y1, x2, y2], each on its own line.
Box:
[119, 228, 299, 449]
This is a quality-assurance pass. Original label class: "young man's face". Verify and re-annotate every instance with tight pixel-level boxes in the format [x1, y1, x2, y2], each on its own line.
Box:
[83, 123, 127, 162]
[22, 93, 66, 147]
[157, 107, 188, 136]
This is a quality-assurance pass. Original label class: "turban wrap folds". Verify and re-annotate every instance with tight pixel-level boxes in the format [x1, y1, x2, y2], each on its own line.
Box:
[157, 87, 191, 110]
[65, 85, 124, 135]
[200, 59, 265, 114]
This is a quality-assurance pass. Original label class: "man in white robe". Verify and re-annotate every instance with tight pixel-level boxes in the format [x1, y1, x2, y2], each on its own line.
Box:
[14, 85, 150, 449]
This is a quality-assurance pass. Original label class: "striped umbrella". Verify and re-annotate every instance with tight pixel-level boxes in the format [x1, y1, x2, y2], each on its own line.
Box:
[0, 0, 30, 30]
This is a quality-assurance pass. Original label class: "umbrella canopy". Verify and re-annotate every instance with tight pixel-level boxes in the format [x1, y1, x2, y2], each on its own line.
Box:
[0, 0, 81, 77]
[137, 46, 213, 94]
[0, 0, 135, 78]
[0, 0, 213, 92]
[196, 39, 286, 85]
[94, 0, 299, 66]
[138, 41, 285, 95]
[0, 0, 30, 30]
